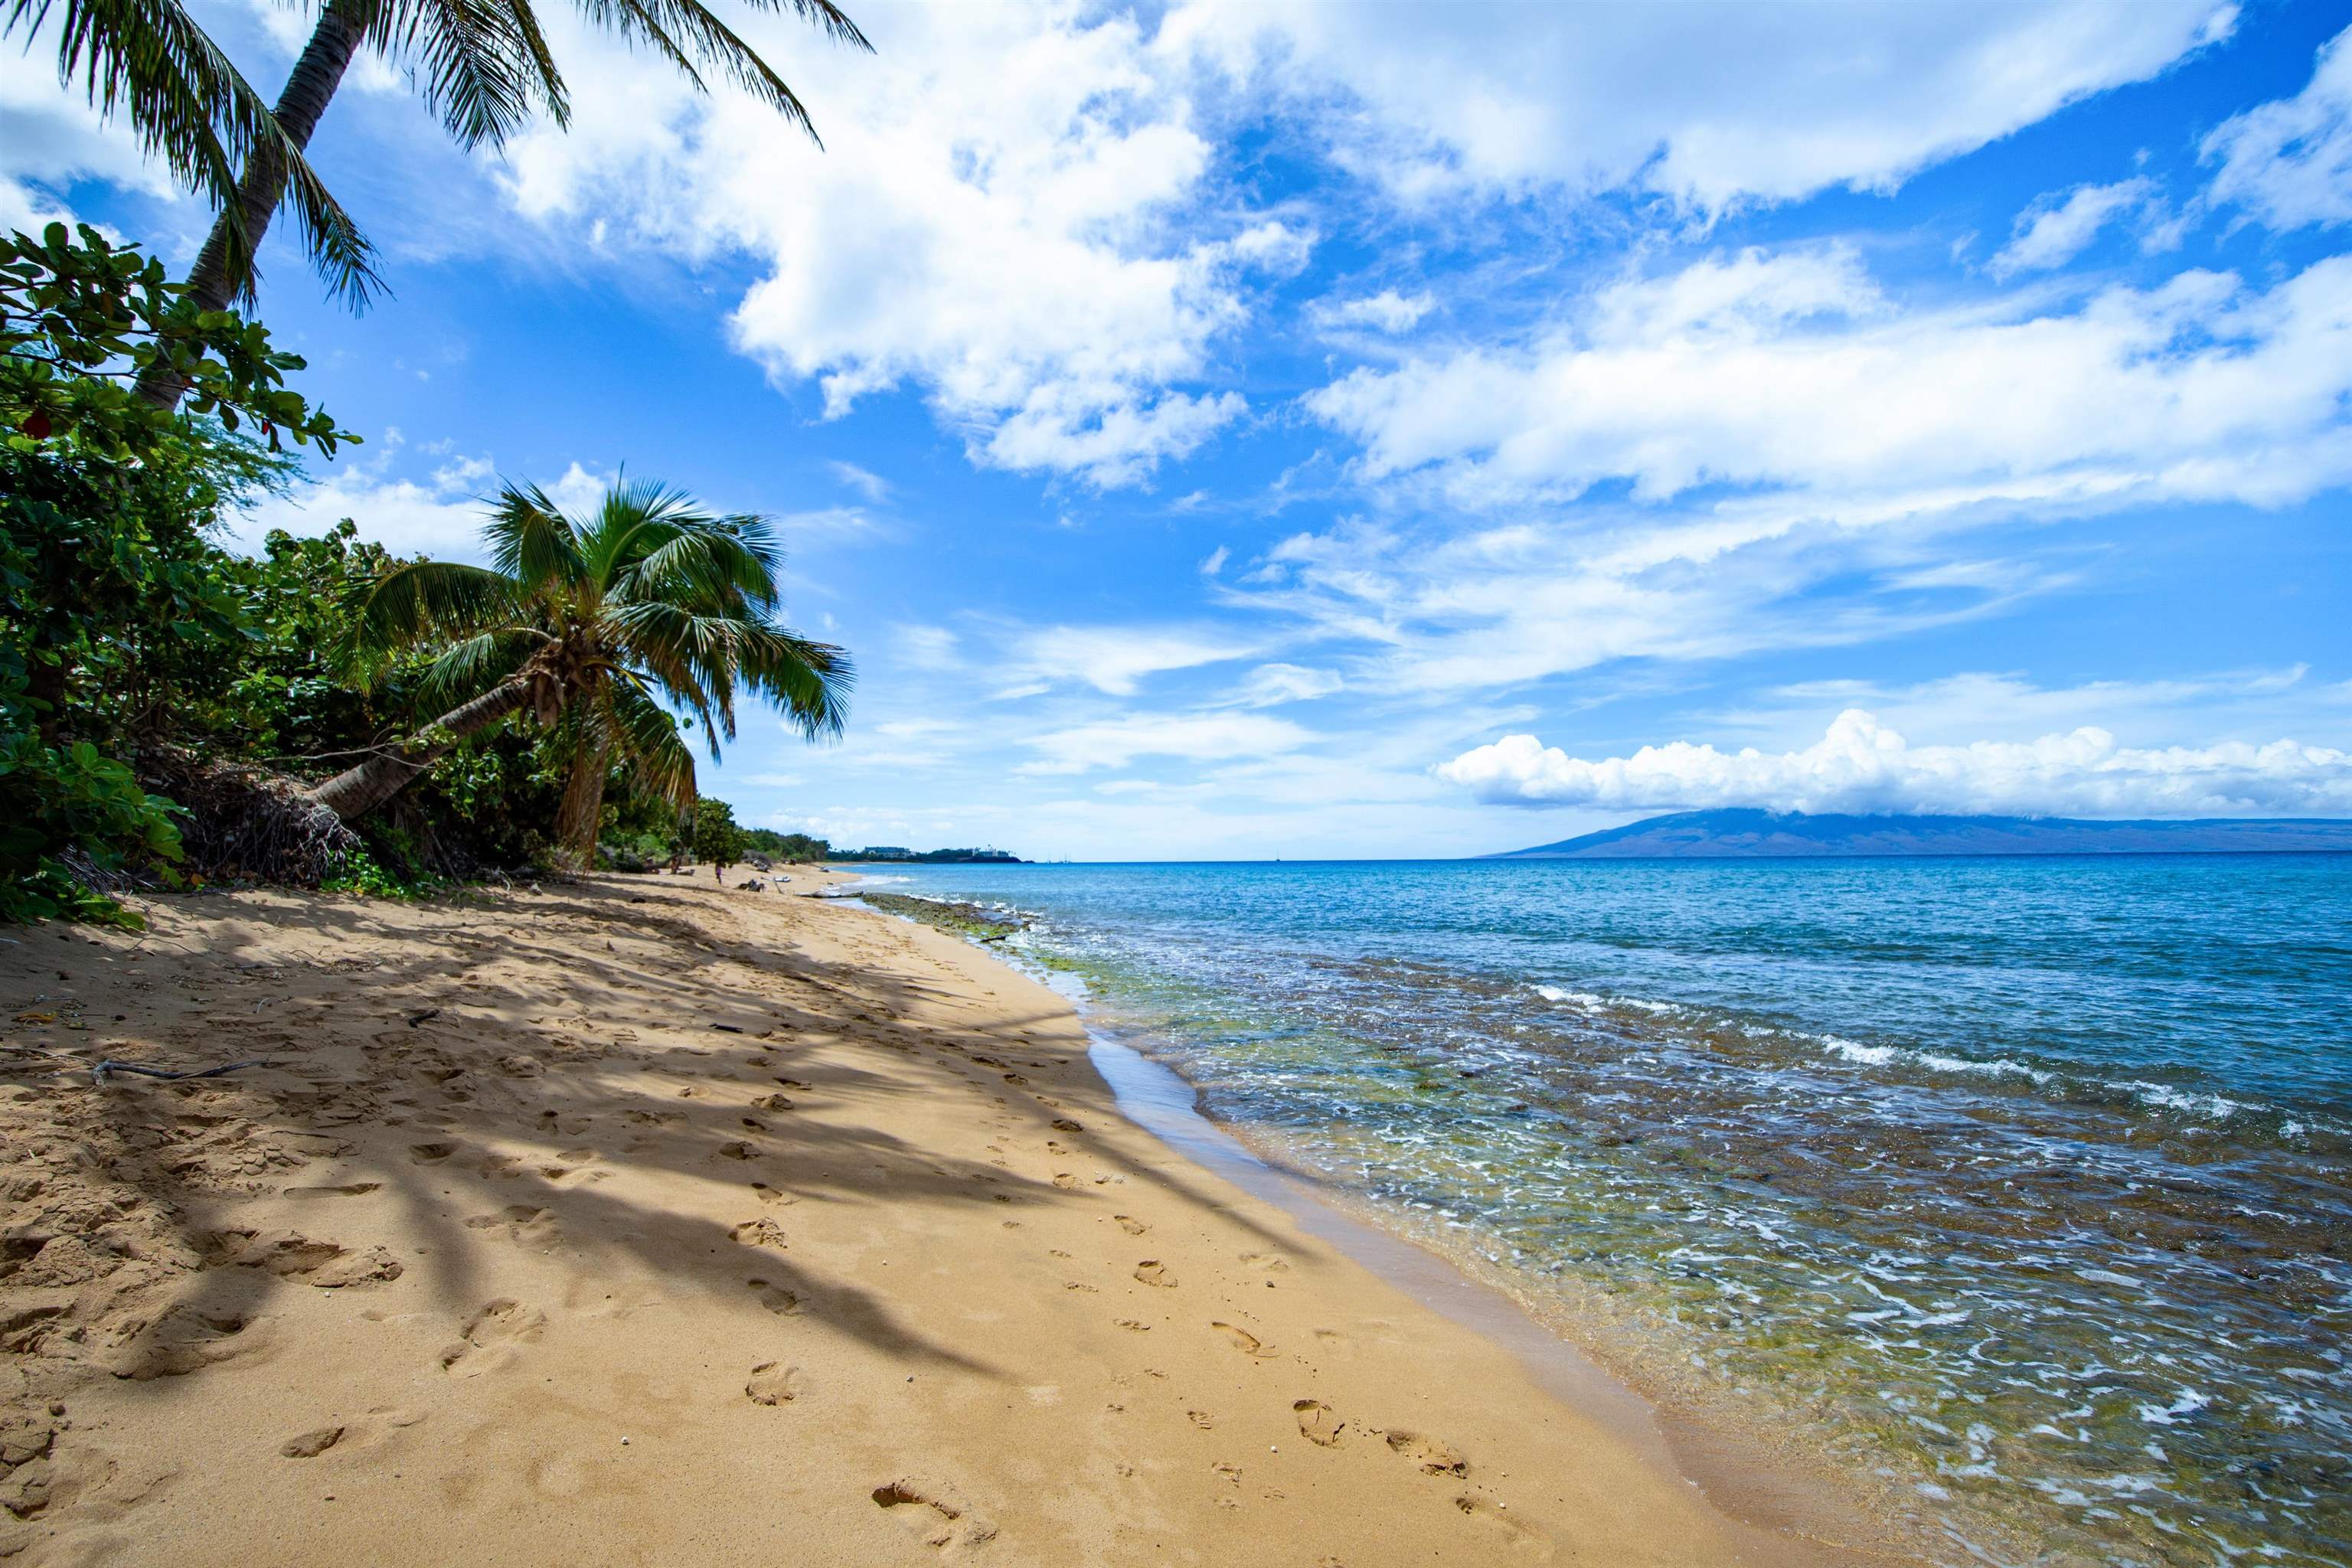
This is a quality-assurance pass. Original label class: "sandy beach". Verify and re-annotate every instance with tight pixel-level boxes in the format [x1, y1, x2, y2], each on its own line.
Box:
[0, 874, 1901, 1566]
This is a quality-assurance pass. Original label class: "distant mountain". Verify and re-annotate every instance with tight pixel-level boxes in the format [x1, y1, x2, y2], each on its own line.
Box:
[1488, 809, 2352, 859]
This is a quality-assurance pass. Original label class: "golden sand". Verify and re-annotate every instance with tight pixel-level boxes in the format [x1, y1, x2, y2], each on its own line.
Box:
[0, 873, 1900, 1565]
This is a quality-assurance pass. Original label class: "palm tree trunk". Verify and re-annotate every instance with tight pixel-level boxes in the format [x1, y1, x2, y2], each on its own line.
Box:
[136, 0, 366, 410]
[309, 678, 532, 823]
[553, 733, 612, 872]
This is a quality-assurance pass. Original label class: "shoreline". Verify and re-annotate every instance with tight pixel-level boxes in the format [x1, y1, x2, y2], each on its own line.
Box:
[2, 874, 1914, 1565]
[843, 886, 1946, 1565]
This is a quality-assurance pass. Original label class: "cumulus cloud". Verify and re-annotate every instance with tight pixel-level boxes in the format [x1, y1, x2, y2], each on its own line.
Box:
[1989, 178, 2165, 278]
[1308, 288, 1432, 333]
[498, 3, 1295, 488]
[0, 49, 179, 234]
[2203, 24, 2352, 231]
[1022, 711, 1312, 774]
[227, 439, 508, 560]
[1439, 710, 2352, 817]
[1176, 0, 2232, 212]
[1307, 243, 2352, 517]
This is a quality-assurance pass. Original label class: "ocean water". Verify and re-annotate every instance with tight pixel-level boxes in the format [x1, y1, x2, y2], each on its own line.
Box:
[854, 857, 2351, 1567]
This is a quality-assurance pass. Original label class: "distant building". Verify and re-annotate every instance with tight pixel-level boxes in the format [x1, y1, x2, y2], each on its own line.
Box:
[858, 846, 918, 861]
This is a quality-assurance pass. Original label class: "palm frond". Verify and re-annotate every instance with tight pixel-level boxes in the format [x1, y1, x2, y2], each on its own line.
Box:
[623, 521, 782, 610]
[413, 627, 543, 712]
[340, 559, 524, 678]
[360, 0, 567, 149]
[11, 0, 381, 305]
[574, 0, 852, 145]
[733, 617, 852, 739]
[484, 481, 586, 595]
[605, 676, 699, 808]
[581, 474, 708, 585]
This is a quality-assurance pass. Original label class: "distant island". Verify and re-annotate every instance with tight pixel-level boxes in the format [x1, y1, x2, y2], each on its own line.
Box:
[1489, 809, 2352, 859]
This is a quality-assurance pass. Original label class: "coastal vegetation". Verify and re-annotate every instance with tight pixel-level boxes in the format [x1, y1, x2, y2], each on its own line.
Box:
[2, 223, 849, 924]
[1, 0, 874, 926]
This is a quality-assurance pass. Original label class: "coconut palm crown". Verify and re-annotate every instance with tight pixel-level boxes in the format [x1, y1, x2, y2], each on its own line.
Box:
[309, 475, 850, 868]
[5, 0, 374, 302]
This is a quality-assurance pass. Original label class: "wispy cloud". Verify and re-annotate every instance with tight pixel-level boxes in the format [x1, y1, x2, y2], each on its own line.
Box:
[2203, 22, 2352, 232]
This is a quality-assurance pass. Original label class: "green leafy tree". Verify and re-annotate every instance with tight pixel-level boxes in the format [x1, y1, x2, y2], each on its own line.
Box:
[741, 826, 828, 861]
[0, 733, 183, 926]
[2, 226, 348, 923]
[4, 223, 354, 459]
[691, 798, 740, 882]
[317, 476, 852, 871]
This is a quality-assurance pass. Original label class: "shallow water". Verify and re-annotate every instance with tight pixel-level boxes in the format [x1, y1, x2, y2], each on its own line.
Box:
[861, 856, 2352, 1566]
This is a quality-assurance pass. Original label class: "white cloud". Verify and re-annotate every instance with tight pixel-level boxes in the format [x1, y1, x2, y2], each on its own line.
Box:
[2203, 24, 2352, 231]
[1199, 544, 1230, 577]
[1225, 663, 1343, 707]
[230, 441, 504, 560]
[1308, 288, 1433, 333]
[1177, 0, 2233, 212]
[1022, 711, 1312, 774]
[826, 460, 891, 503]
[500, 3, 1294, 488]
[0, 47, 180, 234]
[1308, 245, 2352, 519]
[1020, 626, 1256, 695]
[893, 625, 962, 671]
[1988, 178, 2162, 279]
[1440, 709, 2352, 817]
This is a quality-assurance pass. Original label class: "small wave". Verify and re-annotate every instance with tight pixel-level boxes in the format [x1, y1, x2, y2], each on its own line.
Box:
[1818, 1034, 2054, 1085]
[1530, 984, 1677, 1014]
[2120, 1080, 2252, 1121]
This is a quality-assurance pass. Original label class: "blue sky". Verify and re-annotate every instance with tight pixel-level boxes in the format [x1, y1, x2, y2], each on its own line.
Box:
[9, 0, 2352, 858]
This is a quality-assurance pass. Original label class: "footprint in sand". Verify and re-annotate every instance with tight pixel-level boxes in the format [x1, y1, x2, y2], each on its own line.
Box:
[407, 1141, 456, 1164]
[1050, 1119, 1083, 1133]
[745, 1361, 801, 1406]
[1115, 1216, 1149, 1236]
[1210, 1321, 1276, 1357]
[282, 1181, 383, 1200]
[870, 1479, 997, 1550]
[1114, 1318, 1150, 1333]
[438, 1298, 545, 1377]
[280, 1426, 344, 1459]
[730, 1217, 788, 1250]
[1238, 1252, 1291, 1273]
[1292, 1400, 1347, 1447]
[113, 1302, 261, 1380]
[1186, 1409, 1215, 1430]
[746, 1278, 802, 1315]
[1383, 1429, 1468, 1477]
[1051, 1174, 1078, 1189]
[463, 1205, 557, 1246]
[750, 1182, 796, 1205]
[1133, 1261, 1174, 1288]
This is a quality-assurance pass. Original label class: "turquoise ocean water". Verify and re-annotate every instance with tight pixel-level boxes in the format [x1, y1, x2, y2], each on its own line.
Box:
[855, 856, 2350, 1566]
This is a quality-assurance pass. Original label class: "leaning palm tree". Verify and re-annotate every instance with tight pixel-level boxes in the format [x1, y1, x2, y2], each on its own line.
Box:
[313, 475, 851, 871]
[5, 0, 375, 302]
[120, 0, 870, 406]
